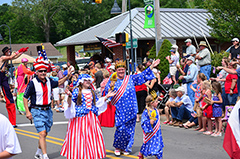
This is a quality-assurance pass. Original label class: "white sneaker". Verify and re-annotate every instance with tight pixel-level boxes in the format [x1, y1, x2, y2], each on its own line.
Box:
[114, 149, 121, 156]
[34, 154, 43, 159]
[123, 151, 130, 155]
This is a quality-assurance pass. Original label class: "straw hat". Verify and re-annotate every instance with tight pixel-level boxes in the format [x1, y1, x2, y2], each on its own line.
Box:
[199, 41, 208, 47]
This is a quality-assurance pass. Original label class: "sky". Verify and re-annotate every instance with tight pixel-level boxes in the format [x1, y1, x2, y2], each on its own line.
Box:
[0, 0, 12, 5]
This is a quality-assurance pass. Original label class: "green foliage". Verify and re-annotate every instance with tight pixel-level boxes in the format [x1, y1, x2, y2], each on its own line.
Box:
[204, 0, 240, 42]
[148, 44, 156, 59]
[156, 39, 172, 82]
[210, 50, 229, 77]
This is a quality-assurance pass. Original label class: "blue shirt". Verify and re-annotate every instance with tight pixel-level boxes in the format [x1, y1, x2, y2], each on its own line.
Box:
[63, 70, 68, 76]
[24, 76, 58, 105]
[174, 94, 193, 112]
[184, 63, 198, 83]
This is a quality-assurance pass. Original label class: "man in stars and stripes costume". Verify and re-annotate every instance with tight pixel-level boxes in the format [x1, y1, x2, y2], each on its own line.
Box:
[23, 46, 73, 159]
[103, 59, 160, 156]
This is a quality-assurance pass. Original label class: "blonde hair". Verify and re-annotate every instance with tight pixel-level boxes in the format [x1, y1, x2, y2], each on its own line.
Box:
[95, 63, 101, 69]
[102, 69, 109, 78]
[145, 95, 154, 108]
[202, 80, 211, 90]
[77, 84, 96, 106]
[52, 71, 57, 76]
[198, 73, 207, 81]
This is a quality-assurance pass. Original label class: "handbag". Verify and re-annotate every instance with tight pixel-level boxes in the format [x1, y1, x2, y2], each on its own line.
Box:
[193, 101, 202, 117]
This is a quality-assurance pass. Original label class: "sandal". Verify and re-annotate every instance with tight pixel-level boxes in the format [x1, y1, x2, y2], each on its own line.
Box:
[184, 125, 189, 129]
[163, 121, 170, 124]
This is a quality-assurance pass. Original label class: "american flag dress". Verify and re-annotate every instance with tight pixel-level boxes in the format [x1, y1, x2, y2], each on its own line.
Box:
[61, 89, 106, 159]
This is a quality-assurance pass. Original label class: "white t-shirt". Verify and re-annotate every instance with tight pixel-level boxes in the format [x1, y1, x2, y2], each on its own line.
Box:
[0, 114, 22, 159]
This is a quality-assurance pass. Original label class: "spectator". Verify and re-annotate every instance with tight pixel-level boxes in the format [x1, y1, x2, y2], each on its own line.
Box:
[190, 73, 206, 131]
[176, 58, 189, 94]
[228, 38, 240, 60]
[211, 81, 223, 137]
[50, 72, 61, 111]
[210, 57, 229, 111]
[108, 65, 115, 75]
[94, 63, 103, 88]
[89, 61, 97, 75]
[166, 49, 179, 85]
[172, 86, 194, 127]
[179, 56, 198, 106]
[163, 89, 177, 125]
[195, 41, 212, 80]
[56, 66, 64, 105]
[224, 60, 238, 105]
[135, 65, 148, 122]
[0, 113, 22, 158]
[105, 57, 112, 70]
[67, 61, 75, 74]
[185, 38, 197, 57]
[100, 69, 110, 95]
[142, 57, 153, 68]
[200, 81, 213, 135]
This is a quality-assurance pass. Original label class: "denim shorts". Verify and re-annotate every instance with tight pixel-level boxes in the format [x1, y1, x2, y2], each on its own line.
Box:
[31, 108, 53, 133]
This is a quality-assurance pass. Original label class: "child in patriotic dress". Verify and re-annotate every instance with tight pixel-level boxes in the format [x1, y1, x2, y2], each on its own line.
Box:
[138, 92, 164, 159]
[60, 74, 116, 159]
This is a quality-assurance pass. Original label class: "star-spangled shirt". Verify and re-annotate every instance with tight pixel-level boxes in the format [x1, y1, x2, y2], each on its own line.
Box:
[104, 67, 155, 127]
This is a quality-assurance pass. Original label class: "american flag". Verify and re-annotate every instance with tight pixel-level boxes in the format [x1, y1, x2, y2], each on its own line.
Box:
[96, 36, 122, 48]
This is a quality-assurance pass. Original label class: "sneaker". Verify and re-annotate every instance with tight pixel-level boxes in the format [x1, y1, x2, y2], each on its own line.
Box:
[34, 154, 43, 159]
[123, 151, 129, 155]
[213, 132, 222, 137]
[114, 149, 121, 157]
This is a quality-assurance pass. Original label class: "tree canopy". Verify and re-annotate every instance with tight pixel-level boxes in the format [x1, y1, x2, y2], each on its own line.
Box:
[0, 0, 205, 45]
[204, 0, 240, 42]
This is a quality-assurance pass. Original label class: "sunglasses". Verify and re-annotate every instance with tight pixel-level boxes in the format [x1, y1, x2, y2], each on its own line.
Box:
[38, 70, 47, 73]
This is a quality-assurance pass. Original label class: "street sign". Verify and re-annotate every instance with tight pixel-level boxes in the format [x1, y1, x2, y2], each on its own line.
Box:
[143, 0, 153, 5]
[126, 39, 138, 49]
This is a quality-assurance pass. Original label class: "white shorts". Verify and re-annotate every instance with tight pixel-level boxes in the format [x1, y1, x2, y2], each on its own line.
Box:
[59, 88, 64, 94]
[170, 66, 177, 76]
[52, 88, 59, 101]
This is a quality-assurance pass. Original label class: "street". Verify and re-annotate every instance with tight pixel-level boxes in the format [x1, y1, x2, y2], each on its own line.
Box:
[0, 102, 229, 159]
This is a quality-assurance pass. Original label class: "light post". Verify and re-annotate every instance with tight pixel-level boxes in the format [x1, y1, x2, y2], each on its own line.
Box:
[0, 24, 13, 79]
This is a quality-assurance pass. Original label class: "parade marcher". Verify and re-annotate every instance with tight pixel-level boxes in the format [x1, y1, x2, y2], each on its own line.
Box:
[61, 74, 116, 159]
[0, 113, 22, 159]
[23, 55, 73, 159]
[185, 39, 197, 57]
[228, 38, 240, 60]
[179, 56, 198, 106]
[0, 46, 28, 127]
[138, 92, 164, 159]
[103, 59, 160, 156]
[142, 57, 153, 68]
[16, 58, 34, 113]
[195, 41, 212, 80]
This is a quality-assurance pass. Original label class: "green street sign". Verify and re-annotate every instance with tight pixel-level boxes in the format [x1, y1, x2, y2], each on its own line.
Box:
[126, 39, 138, 49]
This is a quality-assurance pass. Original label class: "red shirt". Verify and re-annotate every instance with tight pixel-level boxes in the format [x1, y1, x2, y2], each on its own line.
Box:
[225, 73, 238, 94]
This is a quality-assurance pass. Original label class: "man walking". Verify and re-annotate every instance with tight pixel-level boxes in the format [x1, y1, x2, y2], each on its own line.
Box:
[23, 56, 73, 159]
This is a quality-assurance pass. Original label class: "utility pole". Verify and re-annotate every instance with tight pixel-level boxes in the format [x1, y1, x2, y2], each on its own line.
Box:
[154, 0, 161, 57]
[122, 0, 127, 13]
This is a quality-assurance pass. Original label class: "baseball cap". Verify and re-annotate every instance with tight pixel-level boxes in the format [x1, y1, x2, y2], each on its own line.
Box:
[187, 56, 195, 62]
[231, 38, 239, 42]
[184, 39, 192, 43]
[62, 64, 67, 68]
[175, 86, 185, 92]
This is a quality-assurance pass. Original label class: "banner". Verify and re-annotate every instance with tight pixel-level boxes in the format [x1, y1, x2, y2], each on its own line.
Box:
[144, 4, 155, 29]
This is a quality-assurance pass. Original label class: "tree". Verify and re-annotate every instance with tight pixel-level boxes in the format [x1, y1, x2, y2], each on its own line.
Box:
[156, 39, 172, 82]
[148, 44, 156, 59]
[204, 0, 240, 42]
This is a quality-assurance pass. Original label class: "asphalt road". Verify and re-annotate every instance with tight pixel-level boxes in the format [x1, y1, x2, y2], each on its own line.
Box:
[0, 101, 229, 159]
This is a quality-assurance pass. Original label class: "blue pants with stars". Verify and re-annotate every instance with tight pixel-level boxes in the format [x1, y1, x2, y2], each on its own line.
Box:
[113, 117, 136, 152]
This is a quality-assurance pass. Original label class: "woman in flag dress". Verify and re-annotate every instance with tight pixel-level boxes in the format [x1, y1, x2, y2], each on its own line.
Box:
[61, 74, 116, 159]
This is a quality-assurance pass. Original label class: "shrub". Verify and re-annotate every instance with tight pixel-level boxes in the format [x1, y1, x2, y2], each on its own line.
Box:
[156, 39, 172, 82]
[148, 44, 156, 59]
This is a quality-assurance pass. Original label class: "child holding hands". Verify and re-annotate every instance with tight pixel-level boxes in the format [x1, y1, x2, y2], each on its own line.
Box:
[211, 81, 223, 137]
[138, 92, 164, 159]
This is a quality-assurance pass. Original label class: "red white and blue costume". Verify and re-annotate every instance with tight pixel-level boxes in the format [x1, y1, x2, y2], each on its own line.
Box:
[103, 67, 155, 153]
[61, 74, 107, 159]
[140, 108, 164, 159]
